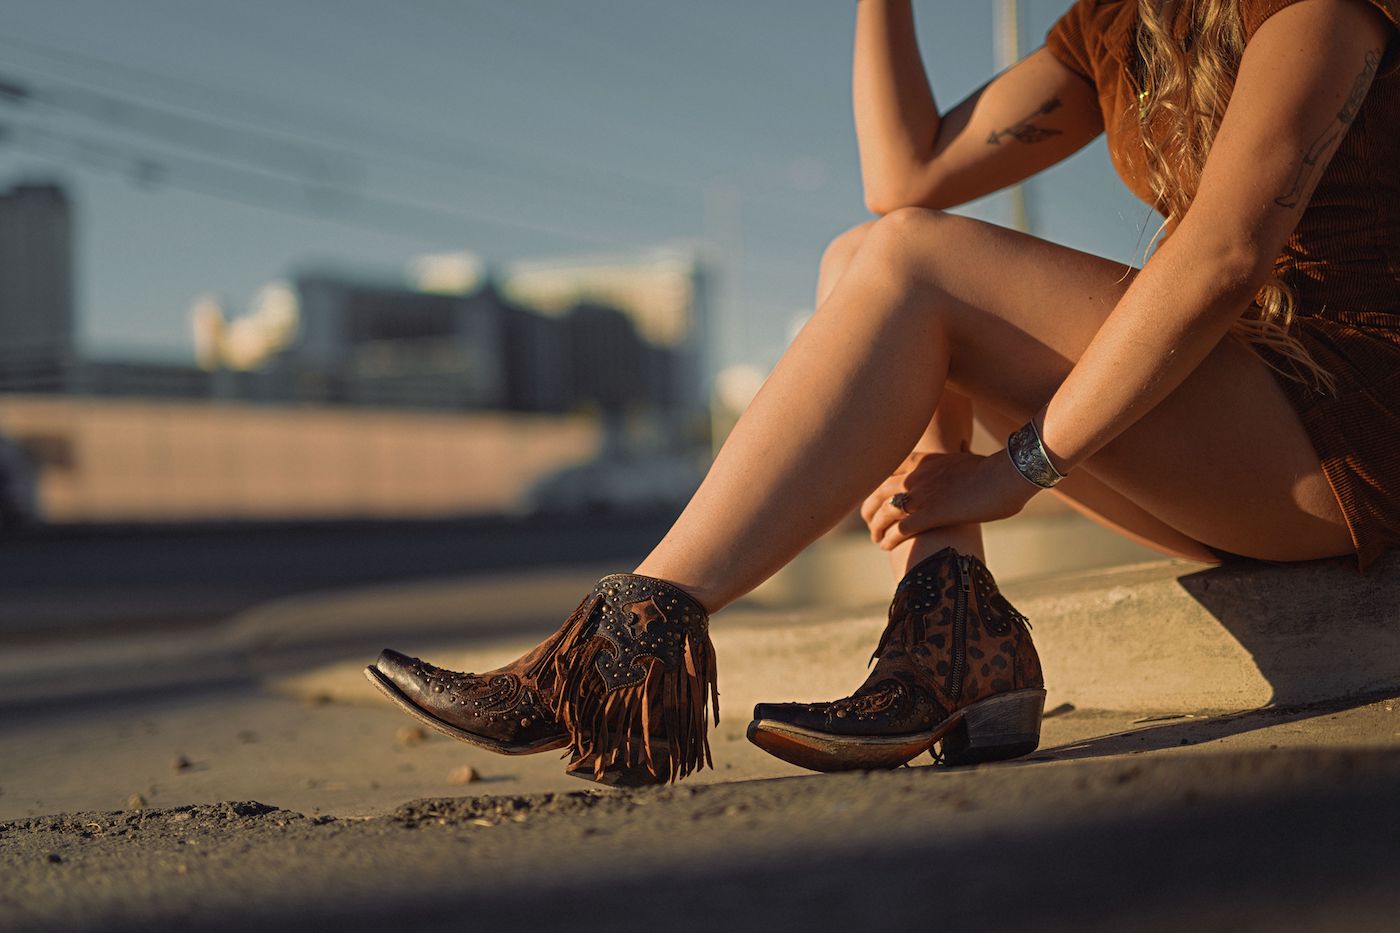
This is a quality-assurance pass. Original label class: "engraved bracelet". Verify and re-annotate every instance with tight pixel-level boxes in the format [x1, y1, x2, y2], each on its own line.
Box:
[1006, 419, 1068, 489]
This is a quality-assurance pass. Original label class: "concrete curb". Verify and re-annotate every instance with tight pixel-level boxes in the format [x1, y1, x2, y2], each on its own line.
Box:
[268, 550, 1400, 716]
[1015, 550, 1400, 711]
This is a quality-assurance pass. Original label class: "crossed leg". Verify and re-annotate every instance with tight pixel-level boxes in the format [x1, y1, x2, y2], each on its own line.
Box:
[816, 220, 1244, 574]
[635, 208, 1353, 611]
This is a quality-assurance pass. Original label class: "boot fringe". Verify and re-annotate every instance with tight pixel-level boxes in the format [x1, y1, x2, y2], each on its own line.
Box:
[523, 592, 603, 697]
[552, 615, 719, 784]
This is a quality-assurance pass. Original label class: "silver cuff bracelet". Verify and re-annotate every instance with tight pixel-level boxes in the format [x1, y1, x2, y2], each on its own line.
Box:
[1006, 419, 1067, 489]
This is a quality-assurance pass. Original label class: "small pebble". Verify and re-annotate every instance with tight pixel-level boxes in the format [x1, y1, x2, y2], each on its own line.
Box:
[447, 765, 482, 785]
[127, 794, 148, 810]
[172, 755, 193, 772]
[47, 853, 62, 864]
[397, 726, 429, 747]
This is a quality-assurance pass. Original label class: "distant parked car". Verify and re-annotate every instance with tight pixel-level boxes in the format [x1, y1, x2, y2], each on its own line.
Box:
[523, 451, 704, 517]
[0, 431, 40, 529]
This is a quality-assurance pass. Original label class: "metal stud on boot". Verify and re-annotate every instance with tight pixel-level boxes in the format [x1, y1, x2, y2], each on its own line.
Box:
[551, 573, 720, 785]
[365, 572, 720, 786]
[746, 546, 1044, 772]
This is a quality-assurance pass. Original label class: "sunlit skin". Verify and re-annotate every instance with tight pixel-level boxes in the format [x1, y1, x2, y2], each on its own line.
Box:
[636, 0, 1385, 613]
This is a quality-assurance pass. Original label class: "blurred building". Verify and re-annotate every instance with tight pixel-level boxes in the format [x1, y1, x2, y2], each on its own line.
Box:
[288, 270, 510, 410]
[500, 248, 712, 428]
[0, 185, 714, 522]
[0, 183, 75, 391]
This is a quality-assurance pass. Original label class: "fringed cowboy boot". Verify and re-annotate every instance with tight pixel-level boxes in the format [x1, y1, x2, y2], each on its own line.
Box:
[746, 546, 1044, 772]
[366, 572, 719, 786]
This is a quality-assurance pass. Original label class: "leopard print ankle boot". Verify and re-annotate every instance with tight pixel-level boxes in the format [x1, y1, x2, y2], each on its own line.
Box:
[747, 546, 1044, 772]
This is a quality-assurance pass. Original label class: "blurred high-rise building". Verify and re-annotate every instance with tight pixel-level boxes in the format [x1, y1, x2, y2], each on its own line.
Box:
[499, 248, 712, 425]
[0, 183, 75, 391]
[290, 270, 509, 410]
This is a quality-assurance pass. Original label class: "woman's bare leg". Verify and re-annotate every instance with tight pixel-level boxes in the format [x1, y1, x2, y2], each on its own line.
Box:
[815, 220, 1219, 572]
[636, 208, 1352, 612]
[971, 405, 1227, 563]
[816, 222, 986, 576]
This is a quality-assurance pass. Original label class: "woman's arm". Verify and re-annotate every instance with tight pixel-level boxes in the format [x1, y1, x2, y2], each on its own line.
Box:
[854, 0, 1102, 214]
[1035, 0, 1389, 474]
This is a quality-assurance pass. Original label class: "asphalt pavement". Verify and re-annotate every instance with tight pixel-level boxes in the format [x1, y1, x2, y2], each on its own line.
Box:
[4, 522, 1400, 931]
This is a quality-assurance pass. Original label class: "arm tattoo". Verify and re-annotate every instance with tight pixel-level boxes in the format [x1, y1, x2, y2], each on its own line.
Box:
[986, 97, 1064, 145]
[1275, 48, 1381, 209]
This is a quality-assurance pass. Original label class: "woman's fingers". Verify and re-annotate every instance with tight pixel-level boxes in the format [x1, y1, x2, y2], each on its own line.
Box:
[876, 453, 1036, 548]
[859, 488, 885, 526]
[878, 510, 927, 549]
[868, 492, 924, 544]
[860, 472, 909, 526]
[878, 503, 949, 550]
[864, 478, 913, 537]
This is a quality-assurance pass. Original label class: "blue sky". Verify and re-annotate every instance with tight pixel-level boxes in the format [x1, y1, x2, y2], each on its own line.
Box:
[0, 0, 1152, 371]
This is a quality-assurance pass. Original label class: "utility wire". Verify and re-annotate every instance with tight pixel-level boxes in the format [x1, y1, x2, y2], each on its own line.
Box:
[0, 118, 641, 249]
[1, 74, 363, 191]
[0, 31, 850, 227]
[0, 33, 702, 210]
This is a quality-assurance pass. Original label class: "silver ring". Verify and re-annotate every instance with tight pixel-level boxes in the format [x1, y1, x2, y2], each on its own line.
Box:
[890, 492, 911, 512]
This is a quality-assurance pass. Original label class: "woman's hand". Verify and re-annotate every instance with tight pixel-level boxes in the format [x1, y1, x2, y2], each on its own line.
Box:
[860, 448, 1041, 550]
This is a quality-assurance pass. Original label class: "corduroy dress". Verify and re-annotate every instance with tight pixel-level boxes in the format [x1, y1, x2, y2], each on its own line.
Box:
[1045, 0, 1400, 573]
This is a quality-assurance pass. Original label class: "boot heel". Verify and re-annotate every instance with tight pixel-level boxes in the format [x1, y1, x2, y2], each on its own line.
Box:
[936, 688, 1045, 766]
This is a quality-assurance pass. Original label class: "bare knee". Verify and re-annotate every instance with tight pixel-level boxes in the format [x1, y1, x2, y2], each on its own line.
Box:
[852, 207, 959, 285]
[868, 206, 951, 251]
[816, 221, 877, 305]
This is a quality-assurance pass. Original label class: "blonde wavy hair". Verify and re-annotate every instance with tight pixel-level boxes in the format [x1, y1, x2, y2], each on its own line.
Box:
[1134, 0, 1338, 393]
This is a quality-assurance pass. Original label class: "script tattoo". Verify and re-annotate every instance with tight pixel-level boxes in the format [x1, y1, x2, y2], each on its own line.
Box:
[1274, 48, 1381, 209]
[987, 96, 1064, 145]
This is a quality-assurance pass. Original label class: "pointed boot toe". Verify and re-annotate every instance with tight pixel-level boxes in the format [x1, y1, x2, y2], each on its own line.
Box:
[374, 649, 428, 700]
[751, 702, 795, 723]
[366, 572, 721, 785]
[364, 647, 568, 756]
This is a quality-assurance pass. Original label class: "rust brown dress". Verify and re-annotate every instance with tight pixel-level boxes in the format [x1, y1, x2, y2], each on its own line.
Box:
[1044, 0, 1400, 573]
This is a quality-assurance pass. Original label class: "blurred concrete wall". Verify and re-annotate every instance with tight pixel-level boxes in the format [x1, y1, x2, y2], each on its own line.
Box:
[0, 396, 598, 522]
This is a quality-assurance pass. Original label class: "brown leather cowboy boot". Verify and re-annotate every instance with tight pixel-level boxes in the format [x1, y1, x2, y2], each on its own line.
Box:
[746, 546, 1044, 772]
[366, 572, 719, 786]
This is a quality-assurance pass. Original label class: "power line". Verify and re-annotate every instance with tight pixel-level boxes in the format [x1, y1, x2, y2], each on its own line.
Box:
[0, 30, 858, 269]
[0, 33, 704, 211]
[1, 73, 363, 191]
[0, 30, 855, 230]
[0, 118, 642, 249]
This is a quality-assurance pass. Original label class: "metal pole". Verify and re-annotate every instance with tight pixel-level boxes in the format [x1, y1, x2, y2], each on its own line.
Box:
[994, 0, 1031, 233]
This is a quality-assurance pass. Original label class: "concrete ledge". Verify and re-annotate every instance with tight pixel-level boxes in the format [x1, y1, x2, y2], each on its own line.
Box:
[1015, 550, 1400, 711]
[270, 549, 1400, 716]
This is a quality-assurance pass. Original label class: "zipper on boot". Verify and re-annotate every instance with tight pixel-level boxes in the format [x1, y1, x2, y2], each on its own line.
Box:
[949, 553, 971, 702]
